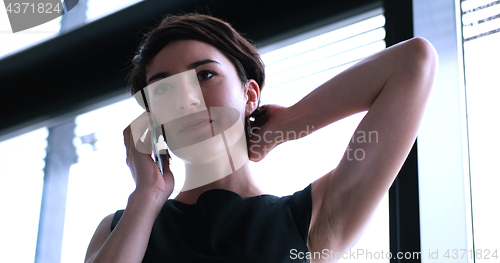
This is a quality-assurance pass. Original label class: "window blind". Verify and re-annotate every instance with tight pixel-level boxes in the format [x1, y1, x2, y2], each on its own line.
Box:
[462, 0, 500, 41]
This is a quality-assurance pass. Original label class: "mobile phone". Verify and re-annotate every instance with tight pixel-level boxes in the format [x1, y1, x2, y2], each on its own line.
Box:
[150, 121, 163, 175]
[150, 123, 169, 175]
[137, 88, 167, 175]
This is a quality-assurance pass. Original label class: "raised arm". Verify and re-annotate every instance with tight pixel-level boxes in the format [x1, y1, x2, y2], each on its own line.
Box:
[84, 127, 174, 263]
[276, 37, 437, 258]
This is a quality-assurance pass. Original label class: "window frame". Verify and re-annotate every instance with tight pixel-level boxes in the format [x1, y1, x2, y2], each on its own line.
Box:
[413, 0, 473, 263]
[4, 0, 457, 261]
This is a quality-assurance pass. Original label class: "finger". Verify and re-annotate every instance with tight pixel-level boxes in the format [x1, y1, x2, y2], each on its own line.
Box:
[124, 126, 143, 159]
[248, 147, 264, 162]
[123, 125, 131, 148]
[123, 126, 133, 166]
[129, 111, 153, 154]
[134, 128, 153, 154]
[251, 104, 272, 118]
[124, 125, 149, 154]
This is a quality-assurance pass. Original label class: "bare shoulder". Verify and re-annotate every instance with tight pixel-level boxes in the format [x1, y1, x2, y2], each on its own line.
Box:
[84, 213, 115, 263]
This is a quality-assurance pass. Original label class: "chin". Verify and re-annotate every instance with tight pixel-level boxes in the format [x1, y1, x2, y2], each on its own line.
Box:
[169, 107, 248, 165]
[171, 133, 228, 163]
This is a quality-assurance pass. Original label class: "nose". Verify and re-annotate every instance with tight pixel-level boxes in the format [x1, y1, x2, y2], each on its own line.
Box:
[176, 87, 201, 111]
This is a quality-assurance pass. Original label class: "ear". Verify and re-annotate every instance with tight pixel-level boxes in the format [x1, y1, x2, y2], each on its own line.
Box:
[244, 79, 260, 117]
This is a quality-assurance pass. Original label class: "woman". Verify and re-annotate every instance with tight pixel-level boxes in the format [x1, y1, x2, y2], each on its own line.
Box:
[85, 13, 437, 263]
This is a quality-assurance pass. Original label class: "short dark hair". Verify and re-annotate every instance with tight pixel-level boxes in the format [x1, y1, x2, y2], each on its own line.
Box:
[128, 13, 265, 98]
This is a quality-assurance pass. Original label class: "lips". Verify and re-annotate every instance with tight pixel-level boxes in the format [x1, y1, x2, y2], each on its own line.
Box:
[179, 118, 212, 133]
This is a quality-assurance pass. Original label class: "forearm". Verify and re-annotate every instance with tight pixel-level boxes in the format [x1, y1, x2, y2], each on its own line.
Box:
[88, 192, 163, 263]
[279, 38, 430, 137]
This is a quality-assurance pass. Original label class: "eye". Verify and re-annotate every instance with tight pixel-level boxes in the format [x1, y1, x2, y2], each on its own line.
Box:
[154, 83, 173, 95]
[197, 70, 216, 81]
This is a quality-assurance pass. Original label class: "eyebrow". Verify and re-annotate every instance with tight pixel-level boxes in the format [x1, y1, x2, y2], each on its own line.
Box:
[146, 59, 220, 85]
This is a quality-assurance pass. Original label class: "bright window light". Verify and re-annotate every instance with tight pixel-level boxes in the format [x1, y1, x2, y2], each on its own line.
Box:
[0, 2, 60, 59]
[254, 8, 389, 263]
[462, 0, 500, 259]
[0, 128, 47, 263]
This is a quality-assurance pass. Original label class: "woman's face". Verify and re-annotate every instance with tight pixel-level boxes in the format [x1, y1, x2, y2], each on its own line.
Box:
[144, 40, 256, 160]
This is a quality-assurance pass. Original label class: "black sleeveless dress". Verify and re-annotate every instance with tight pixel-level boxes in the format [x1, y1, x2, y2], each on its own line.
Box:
[111, 184, 312, 262]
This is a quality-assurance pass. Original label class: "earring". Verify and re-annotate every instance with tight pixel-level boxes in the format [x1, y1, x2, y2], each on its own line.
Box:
[245, 108, 253, 143]
[245, 115, 253, 141]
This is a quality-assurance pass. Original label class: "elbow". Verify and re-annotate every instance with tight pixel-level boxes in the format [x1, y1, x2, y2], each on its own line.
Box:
[398, 37, 439, 94]
[406, 37, 439, 73]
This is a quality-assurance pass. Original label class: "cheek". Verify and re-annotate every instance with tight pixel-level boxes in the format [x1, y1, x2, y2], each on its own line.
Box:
[206, 87, 245, 109]
[150, 99, 177, 124]
[201, 74, 246, 107]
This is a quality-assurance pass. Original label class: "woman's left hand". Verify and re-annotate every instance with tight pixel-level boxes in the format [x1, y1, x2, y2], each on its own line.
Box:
[247, 104, 288, 162]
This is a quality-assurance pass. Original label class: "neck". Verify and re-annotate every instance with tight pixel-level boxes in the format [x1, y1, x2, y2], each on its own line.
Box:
[174, 160, 263, 205]
[180, 149, 234, 192]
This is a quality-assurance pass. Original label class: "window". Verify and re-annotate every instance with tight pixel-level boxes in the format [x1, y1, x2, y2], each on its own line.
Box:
[0, 128, 47, 263]
[461, 0, 500, 260]
[415, 0, 500, 261]
[62, 7, 389, 262]
[0, 5, 60, 59]
[2, 7, 389, 262]
[0, 0, 142, 59]
[255, 8, 389, 262]
[61, 99, 139, 263]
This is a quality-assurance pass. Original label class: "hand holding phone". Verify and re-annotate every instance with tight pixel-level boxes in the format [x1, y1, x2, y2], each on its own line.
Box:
[123, 125, 175, 203]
